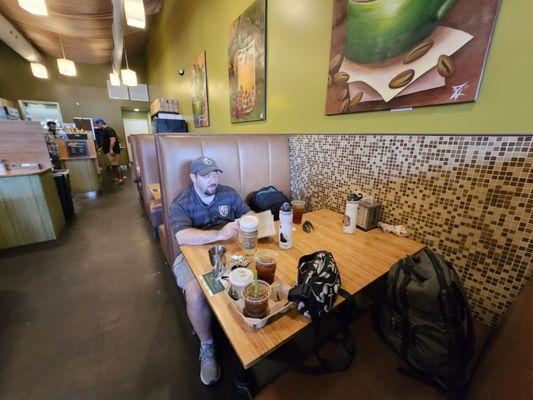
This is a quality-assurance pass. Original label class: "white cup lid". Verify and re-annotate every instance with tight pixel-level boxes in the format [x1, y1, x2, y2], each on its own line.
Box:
[229, 268, 254, 287]
[239, 215, 259, 232]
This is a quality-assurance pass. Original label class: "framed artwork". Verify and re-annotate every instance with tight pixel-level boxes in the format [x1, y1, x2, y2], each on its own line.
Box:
[191, 51, 210, 128]
[228, 0, 266, 123]
[325, 0, 501, 115]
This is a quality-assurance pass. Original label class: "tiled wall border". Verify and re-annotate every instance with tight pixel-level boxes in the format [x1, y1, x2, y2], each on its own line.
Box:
[289, 134, 532, 326]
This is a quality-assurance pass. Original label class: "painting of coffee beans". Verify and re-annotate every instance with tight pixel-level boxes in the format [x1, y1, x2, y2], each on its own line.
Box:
[228, 0, 266, 123]
[326, 0, 501, 115]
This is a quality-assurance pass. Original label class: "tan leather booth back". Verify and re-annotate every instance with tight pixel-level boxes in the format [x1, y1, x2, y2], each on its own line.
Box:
[156, 135, 290, 261]
[137, 135, 160, 206]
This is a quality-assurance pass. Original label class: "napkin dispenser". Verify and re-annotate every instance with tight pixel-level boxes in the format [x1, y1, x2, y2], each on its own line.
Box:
[356, 201, 382, 231]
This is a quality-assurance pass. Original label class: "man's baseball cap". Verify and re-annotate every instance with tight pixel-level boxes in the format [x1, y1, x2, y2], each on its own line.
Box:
[95, 119, 106, 125]
[190, 156, 223, 176]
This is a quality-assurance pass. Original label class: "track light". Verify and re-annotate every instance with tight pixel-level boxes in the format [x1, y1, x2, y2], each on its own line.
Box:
[57, 37, 77, 76]
[30, 62, 48, 79]
[124, 0, 146, 29]
[109, 72, 121, 86]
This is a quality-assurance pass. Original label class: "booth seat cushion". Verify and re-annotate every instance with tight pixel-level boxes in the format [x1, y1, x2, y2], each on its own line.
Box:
[158, 224, 171, 264]
[147, 199, 163, 229]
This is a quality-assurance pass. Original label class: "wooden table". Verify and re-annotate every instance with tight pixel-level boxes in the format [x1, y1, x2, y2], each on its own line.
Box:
[148, 183, 161, 201]
[181, 209, 424, 369]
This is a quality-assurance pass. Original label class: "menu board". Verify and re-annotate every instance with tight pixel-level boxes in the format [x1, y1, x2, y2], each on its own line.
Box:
[66, 141, 88, 157]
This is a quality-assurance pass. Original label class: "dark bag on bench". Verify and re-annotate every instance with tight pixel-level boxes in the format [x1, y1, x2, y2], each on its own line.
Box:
[375, 248, 475, 399]
[249, 186, 289, 221]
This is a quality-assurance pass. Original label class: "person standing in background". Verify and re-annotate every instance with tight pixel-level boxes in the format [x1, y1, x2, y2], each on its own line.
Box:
[95, 119, 125, 184]
[44, 121, 66, 169]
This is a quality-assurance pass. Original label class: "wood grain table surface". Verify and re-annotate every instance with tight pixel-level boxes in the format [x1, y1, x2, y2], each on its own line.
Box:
[181, 209, 425, 369]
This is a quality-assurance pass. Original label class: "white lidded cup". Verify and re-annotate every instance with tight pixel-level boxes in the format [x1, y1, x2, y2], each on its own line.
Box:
[229, 267, 254, 299]
[239, 215, 259, 255]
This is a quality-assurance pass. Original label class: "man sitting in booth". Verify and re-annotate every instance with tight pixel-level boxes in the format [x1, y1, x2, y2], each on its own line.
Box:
[169, 156, 251, 385]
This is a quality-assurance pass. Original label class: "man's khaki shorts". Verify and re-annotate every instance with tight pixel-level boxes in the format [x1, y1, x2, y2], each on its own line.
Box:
[106, 152, 120, 166]
[172, 253, 195, 290]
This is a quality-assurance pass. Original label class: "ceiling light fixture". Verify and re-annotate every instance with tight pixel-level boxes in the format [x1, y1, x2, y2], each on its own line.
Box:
[18, 0, 48, 16]
[109, 71, 121, 86]
[30, 62, 48, 79]
[57, 37, 77, 76]
[124, 0, 146, 29]
[121, 47, 137, 87]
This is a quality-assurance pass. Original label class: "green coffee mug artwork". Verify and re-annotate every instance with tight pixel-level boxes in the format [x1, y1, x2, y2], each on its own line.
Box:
[345, 0, 456, 63]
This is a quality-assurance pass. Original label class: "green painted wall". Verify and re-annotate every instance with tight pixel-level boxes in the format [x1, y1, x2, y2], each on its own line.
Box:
[0, 42, 149, 161]
[146, 0, 533, 134]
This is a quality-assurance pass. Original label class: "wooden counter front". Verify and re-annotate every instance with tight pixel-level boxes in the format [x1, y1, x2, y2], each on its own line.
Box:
[61, 158, 102, 195]
[56, 139, 102, 195]
[0, 169, 65, 249]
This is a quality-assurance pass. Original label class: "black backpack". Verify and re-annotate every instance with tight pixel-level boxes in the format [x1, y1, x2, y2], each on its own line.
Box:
[375, 248, 475, 399]
[289, 251, 356, 373]
[249, 186, 289, 220]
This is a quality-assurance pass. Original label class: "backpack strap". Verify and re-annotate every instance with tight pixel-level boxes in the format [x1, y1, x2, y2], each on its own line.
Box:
[299, 288, 356, 374]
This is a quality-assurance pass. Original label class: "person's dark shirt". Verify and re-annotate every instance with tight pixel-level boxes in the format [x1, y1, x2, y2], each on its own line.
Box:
[169, 184, 251, 238]
[94, 128, 104, 149]
[102, 126, 120, 154]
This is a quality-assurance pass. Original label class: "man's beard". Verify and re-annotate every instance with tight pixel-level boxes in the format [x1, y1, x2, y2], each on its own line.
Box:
[204, 185, 217, 196]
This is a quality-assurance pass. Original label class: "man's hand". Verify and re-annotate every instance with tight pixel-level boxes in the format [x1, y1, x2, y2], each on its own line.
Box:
[216, 221, 240, 241]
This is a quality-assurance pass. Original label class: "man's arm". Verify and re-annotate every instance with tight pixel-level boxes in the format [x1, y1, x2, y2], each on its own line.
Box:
[109, 137, 116, 154]
[176, 221, 239, 246]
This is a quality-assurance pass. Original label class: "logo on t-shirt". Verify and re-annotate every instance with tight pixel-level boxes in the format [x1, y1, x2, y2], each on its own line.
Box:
[219, 205, 229, 217]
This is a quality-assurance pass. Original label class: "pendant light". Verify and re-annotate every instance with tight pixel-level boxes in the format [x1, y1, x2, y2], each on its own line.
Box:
[30, 62, 48, 79]
[124, 0, 146, 29]
[109, 71, 121, 86]
[121, 47, 137, 87]
[57, 37, 77, 76]
[18, 0, 48, 16]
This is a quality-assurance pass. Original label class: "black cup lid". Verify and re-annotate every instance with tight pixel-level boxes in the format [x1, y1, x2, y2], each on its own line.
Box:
[347, 193, 363, 201]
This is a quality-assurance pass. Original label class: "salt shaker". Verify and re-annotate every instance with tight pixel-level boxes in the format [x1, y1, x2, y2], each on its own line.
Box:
[343, 193, 363, 234]
[278, 202, 293, 250]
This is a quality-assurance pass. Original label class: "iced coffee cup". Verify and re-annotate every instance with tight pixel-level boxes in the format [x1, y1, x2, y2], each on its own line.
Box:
[254, 249, 278, 284]
[243, 280, 271, 319]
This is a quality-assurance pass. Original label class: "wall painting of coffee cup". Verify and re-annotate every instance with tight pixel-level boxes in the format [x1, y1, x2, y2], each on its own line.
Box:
[228, 0, 266, 123]
[326, 0, 501, 115]
[190, 51, 210, 128]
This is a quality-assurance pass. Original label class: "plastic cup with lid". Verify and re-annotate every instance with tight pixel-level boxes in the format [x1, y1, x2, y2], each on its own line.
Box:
[229, 267, 254, 299]
[239, 215, 259, 255]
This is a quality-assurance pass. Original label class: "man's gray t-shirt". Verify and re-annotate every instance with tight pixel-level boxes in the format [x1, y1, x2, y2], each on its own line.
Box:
[169, 184, 250, 237]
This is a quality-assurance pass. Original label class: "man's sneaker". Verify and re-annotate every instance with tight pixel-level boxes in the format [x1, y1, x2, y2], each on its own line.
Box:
[199, 344, 220, 385]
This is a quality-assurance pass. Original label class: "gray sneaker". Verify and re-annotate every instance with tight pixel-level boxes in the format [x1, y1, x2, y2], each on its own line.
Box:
[199, 344, 220, 385]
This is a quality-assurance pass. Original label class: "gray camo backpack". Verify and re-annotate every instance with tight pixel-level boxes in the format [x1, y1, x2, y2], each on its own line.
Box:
[375, 247, 475, 399]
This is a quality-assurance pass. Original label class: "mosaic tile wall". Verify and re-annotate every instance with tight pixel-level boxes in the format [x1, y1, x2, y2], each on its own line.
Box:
[289, 135, 532, 327]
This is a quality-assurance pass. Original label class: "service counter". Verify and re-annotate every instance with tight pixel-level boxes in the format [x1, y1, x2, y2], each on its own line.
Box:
[0, 167, 65, 249]
[57, 139, 102, 196]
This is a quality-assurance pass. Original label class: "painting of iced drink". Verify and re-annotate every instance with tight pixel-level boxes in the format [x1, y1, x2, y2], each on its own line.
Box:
[190, 50, 210, 128]
[228, 0, 266, 123]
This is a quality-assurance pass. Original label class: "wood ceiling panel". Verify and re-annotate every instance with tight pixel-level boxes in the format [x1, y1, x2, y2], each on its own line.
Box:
[0, 0, 161, 64]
